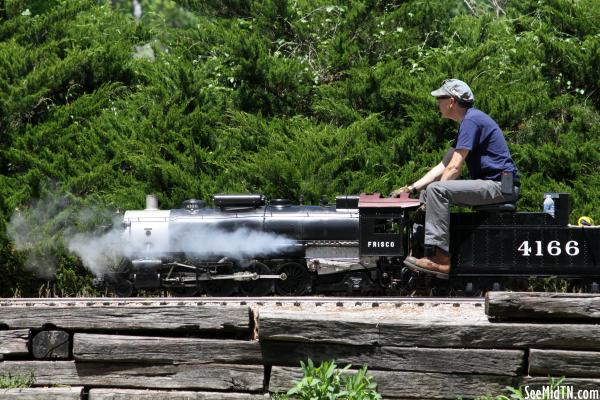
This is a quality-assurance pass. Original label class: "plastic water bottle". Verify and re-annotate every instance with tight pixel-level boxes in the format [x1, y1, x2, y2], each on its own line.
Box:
[543, 194, 555, 217]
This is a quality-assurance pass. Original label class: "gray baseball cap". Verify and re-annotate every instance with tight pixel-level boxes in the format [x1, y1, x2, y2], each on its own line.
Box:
[431, 79, 475, 103]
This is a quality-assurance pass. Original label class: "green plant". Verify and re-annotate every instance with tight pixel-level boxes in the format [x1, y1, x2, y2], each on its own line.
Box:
[342, 365, 381, 400]
[527, 276, 569, 293]
[280, 359, 381, 400]
[0, 371, 35, 389]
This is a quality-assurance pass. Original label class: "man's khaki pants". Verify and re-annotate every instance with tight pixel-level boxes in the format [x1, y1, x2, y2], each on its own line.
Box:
[420, 180, 519, 253]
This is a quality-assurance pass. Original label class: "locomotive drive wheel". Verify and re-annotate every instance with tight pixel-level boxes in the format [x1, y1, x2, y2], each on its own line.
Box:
[239, 261, 273, 297]
[113, 279, 134, 297]
[167, 270, 202, 297]
[204, 264, 238, 297]
[275, 261, 312, 296]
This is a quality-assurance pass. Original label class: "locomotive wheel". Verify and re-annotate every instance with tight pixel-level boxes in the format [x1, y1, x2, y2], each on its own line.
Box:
[204, 264, 238, 297]
[239, 261, 273, 297]
[113, 279, 134, 297]
[275, 262, 311, 296]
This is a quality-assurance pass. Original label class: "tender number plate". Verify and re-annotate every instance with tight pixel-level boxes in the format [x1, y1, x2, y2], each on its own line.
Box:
[517, 240, 580, 257]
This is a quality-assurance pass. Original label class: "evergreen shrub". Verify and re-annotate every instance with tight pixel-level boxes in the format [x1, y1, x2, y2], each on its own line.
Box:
[0, 0, 599, 295]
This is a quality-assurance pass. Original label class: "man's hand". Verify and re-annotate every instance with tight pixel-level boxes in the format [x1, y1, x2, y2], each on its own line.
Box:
[390, 186, 411, 198]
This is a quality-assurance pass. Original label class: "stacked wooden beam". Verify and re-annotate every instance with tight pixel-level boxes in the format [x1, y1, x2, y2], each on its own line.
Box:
[0, 301, 266, 399]
[2, 294, 600, 399]
[261, 302, 523, 399]
[486, 292, 600, 394]
[263, 294, 600, 399]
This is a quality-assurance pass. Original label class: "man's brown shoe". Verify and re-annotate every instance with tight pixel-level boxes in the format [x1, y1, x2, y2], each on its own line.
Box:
[408, 251, 450, 280]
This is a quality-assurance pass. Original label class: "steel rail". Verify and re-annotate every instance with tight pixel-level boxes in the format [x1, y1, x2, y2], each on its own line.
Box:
[0, 296, 483, 307]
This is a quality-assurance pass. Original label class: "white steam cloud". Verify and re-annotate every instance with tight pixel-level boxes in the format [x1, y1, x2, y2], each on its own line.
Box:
[168, 225, 294, 260]
[67, 229, 127, 277]
[8, 190, 294, 279]
[6, 190, 123, 278]
[66, 224, 294, 276]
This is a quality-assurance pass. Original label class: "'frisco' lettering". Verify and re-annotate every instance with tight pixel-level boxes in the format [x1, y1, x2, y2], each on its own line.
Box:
[367, 241, 395, 248]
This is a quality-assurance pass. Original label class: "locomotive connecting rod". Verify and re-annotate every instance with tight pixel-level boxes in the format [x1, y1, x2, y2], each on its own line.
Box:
[163, 262, 287, 282]
[207, 272, 287, 282]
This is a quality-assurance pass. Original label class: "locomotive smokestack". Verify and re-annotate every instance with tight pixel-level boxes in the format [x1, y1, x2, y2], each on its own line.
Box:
[145, 194, 158, 210]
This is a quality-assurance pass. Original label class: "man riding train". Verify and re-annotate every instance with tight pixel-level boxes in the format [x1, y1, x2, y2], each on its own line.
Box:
[391, 79, 520, 279]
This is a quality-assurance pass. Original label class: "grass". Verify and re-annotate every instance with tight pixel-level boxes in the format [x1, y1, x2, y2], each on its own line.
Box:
[0, 371, 35, 389]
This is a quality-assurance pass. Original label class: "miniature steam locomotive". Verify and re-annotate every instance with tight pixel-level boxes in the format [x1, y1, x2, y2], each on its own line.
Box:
[103, 192, 600, 297]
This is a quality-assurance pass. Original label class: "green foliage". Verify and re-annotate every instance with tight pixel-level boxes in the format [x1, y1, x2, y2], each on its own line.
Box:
[528, 276, 569, 293]
[1, 0, 600, 295]
[0, 371, 35, 389]
[278, 359, 381, 400]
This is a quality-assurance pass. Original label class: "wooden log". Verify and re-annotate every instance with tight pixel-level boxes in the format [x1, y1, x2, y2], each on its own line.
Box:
[74, 333, 262, 364]
[269, 366, 516, 399]
[259, 311, 379, 345]
[0, 361, 264, 391]
[0, 329, 29, 356]
[377, 321, 600, 350]
[260, 341, 524, 376]
[529, 349, 600, 378]
[486, 292, 600, 320]
[0, 387, 83, 400]
[0, 305, 249, 332]
[88, 389, 270, 399]
[260, 310, 600, 349]
[32, 330, 70, 359]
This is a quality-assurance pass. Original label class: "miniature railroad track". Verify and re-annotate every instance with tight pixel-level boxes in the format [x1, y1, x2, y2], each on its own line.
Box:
[0, 296, 483, 308]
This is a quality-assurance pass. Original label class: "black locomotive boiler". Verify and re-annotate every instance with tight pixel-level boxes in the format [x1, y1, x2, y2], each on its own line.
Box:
[104, 192, 600, 297]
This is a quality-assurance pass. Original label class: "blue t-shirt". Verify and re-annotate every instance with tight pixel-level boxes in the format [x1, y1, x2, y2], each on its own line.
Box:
[453, 108, 519, 181]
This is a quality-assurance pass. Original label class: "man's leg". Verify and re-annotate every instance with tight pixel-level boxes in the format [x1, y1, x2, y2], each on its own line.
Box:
[408, 179, 515, 278]
[424, 179, 512, 252]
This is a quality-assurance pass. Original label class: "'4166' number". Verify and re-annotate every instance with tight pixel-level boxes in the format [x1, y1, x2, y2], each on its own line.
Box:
[517, 240, 580, 257]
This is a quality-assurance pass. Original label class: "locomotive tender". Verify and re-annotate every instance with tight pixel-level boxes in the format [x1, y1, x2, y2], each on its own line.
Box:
[105, 192, 600, 296]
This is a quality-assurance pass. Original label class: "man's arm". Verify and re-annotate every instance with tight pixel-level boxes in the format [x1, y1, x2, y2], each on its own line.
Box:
[391, 147, 460, 197]
[390, 161, 445, 197]
[441, 149, 468, 181]
[410, 146, 462, 190]
[411, 161, 445, 190]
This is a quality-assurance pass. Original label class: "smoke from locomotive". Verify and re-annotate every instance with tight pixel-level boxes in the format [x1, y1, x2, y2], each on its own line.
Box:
[68, 229, 126, 278]
[6, 191, 124, 279]
[167, 225, 294, 258]
[69, 214, 294, 277]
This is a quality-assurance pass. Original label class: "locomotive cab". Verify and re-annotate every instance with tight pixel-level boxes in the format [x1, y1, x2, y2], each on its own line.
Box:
[358, 193, 420, 260]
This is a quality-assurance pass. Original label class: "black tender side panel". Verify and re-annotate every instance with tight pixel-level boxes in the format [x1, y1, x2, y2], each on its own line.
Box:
[450, 212, 600, 277]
